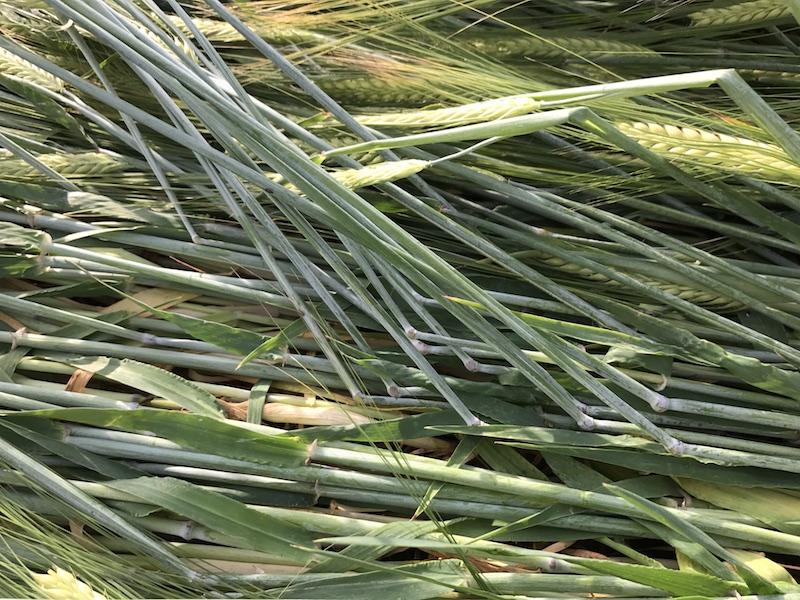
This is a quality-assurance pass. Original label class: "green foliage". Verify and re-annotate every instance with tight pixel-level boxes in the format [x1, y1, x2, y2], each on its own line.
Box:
[2, 0, 800, 597]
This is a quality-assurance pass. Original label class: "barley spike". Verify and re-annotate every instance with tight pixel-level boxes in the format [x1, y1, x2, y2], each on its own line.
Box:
[523, 249, 742, 311]
[0, 153, 126, 180]
[461, 33, 655, 59]
[354, 96, 541, 129]
[617, 121, 800, 181]
[690, 0, 789, 27]
[32, 567, 107, 600]
[319, 77, 443, 106]
[287, 159, 430, 193]
[0, 47, 63, 92]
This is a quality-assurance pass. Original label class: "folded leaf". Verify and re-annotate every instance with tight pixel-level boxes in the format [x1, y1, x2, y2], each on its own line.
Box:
[55, 355, 224, 418]
[6, 408, 308, 468]
[108, 477, 315, 564]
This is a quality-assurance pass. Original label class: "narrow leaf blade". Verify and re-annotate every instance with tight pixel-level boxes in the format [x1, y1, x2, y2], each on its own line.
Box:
[57, 356, 224, 418]
[5, 409, 308, 468]
[108, 477, 315, 563]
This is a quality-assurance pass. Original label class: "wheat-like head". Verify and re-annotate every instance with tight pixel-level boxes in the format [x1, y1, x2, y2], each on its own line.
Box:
[0, 152, 126, 180]
[740, 69, 800, 82]
[284, 159, 430, 195]
[617, 121, 800, 181]
[525, 249, 742, 311]
[166, 14, 325, 45]
[355, 96, 541, 129]
[32, 567, 107, 600]
[166, 15, 245, 43]
[0, 5, 60, 37]
[329, 159, 430, 189]
[319, 76, 439, 106]
[463, 34, 655, 59]
[126, 17, 199, 63]
[0, 47, 63, 91]
[690, 0, 788, 27]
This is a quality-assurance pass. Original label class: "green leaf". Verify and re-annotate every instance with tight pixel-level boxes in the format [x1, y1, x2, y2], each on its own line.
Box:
[604, 346, 674, 377]
[725, 549, 798, 587]
[106, 498, 163, 518]
[248, 379, 271, 424]
[642, 520, 738, 583]
[17, 280, 112, 299]
[544, 451, 610, 490]
[678, 478, 800, 535]
[593, 296, 800, 400]
[429, 425, 667, 453]
[0, 436, 193, 577]
[55, 355, 224, 418]
[6, 409, 308, 468]
[567, 557, 739, 597]
[605, 484, 779, 594]
[110, 289, 274, 355]
[0, 74, 89, 142]
[0, 222, 49, 253]
[501, 443, 800, 489]
[356, 358, 510, 397]
[316, 536, 734, 596]
[0, 222, 48, 278]
[471, 458, 674, 545]
[789, 0, 800, 26]
[169, 312, 273, 357]
[294, 408, 463, 443]
[477, 440, 548, 480]
[415, 436, 481, 518]
[470, 502, 583, 544]
[444, 295, 683, 356]
[309, 520, 457, 574]
[0, 347, 28, 383]
[276, 558, 465, 599]
[107, 477, 315, 563]
[0, 417, 144, 480]
[738, 310, 789, 345]
[0, 180, 68, 206]
[0, 255, 39, 278]
[238, 318, 307, 368]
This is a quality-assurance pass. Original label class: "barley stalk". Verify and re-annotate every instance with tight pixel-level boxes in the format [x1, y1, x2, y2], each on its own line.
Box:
[0, 152, 126, 179]
[0, 46, 62, 91]
[690, 0, 789, 27]
[617, 121, 800, 181]
[354, 96, 541, 129]
[32, 567, 107, 600]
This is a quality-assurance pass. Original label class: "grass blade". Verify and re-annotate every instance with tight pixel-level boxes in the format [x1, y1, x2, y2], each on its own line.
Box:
[107, 476, 316, 564]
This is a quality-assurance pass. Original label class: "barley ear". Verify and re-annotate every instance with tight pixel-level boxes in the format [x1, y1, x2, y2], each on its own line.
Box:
[355, 96, 541, 129]
[32, 567, 107, 600]
[690, 0, 789, 27]
[0, 47, 63, 92]
[330, 159, 431, 190]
